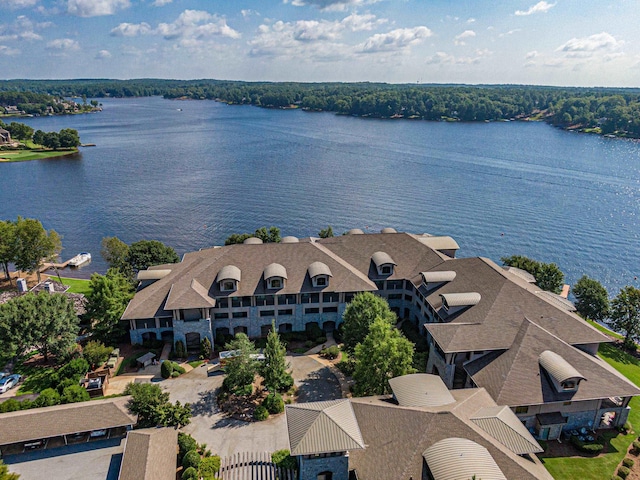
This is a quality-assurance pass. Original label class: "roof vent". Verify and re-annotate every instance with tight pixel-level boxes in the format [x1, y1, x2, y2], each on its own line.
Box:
[281, 236, 299, 243]
[380, 227, 397, 234]
[243, 237, 263, 245]
[347, 228, 364, 235]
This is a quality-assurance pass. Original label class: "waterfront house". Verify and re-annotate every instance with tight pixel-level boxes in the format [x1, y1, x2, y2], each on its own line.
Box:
[0, 128, 11, 144]
[123, 230, 640, 439]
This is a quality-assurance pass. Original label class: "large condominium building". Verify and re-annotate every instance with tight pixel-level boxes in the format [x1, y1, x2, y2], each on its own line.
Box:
[123, 229, 640, 440]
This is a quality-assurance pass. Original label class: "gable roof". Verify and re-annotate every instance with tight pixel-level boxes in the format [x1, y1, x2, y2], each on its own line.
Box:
[118, 427, 177, 480]
[464, 319, 640, 406]
[286, 399, 365, 455]
[0, 397, 136, 446]
[471, 406, 543, 455]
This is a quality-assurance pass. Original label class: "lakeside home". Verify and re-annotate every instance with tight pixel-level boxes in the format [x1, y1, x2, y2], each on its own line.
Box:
[123, 230, 640, 441]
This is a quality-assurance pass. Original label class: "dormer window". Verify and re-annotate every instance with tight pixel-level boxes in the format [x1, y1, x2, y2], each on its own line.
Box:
[217, 265, 241, 292]
[308, 262, 333, 288]
[421, 271, 456, 290]
[538, 350, 586, 393]
[265, 263, 287, 291]
[372, 251, 397, 276]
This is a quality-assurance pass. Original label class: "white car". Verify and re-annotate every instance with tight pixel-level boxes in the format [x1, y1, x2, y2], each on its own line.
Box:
[0, 374, 21, 393]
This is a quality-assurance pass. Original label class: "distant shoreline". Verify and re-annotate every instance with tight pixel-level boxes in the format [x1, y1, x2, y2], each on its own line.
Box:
[0, 148, 79, 163]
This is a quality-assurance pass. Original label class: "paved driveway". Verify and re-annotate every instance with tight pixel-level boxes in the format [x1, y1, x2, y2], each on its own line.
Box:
[161, 355, 342, 457]
[3, 438, 124, 480]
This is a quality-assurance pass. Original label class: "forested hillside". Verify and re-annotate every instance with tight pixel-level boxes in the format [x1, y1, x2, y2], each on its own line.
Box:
[1, 79, 638, 137]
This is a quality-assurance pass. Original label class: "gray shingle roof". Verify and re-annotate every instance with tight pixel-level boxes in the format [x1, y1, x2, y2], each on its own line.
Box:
[118, 427, 177, 480]
[286, 399, 365, 456]
[0, 397, 136, 446]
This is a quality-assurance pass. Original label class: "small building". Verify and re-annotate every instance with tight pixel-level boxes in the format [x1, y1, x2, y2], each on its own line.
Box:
[0, 128, 10, 144]
[118, 427, 178, 480]
[0, 397, 136, 456]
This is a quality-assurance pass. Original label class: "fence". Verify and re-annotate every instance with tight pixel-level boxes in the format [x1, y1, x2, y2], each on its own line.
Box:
[214, 451, 297, 480]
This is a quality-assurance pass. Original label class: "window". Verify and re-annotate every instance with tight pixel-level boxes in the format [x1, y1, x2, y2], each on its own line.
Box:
[345, 292, 355, 303]
[322, 292, 339, 303]
[214, 312, 229, 319]
[182, 309, 201, 322]
[404, 294, 413, 301]
[317, 471, 333, 480]
[381, 265, 392, 275]
[232, 311, 248, 318]
[562, 381, 577, 390]
[388, 280, 403, 290]
[323, 306, 338, 313]
[278, 309, 293, 316]
[278, 294, 297, 305]
[388, 293, 402, 300]
[301, 293, 319, 304]
[305, 307, 320, 314]
[217, 298, 229, 308]
[269, 278, 282, 289]
[159, 318, 172, 328]
[135, 319, 155, 329]
[232, 297, 251, 307]
[260, 310, 275, 317]
[221, 280, 236, 292]
[315, 277, 326, 286]
[515, 406, 528, 414]
[374, 280, 385, 290]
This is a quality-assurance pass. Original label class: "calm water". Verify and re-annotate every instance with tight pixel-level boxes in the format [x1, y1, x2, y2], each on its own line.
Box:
[1, 96, 639, 295]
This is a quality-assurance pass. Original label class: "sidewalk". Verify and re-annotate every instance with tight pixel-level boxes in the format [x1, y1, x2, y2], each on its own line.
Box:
[302, 332, 351, 398]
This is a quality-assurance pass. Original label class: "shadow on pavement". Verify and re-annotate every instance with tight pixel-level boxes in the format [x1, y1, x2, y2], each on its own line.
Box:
[3, 437, 124, 464]
[190, 389, 220, 417]
[105, 452, 123, 480]
[297, 367, 341, 403]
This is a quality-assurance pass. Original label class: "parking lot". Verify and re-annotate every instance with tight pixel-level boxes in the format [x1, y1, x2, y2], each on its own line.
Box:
[162, 354, 342, 457]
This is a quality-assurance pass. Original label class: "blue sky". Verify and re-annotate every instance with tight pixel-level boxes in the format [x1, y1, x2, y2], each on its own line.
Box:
[0, 0, 638, 86]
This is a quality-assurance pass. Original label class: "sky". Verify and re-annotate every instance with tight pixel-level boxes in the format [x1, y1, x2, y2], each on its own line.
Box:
[0, 0, 638, 87]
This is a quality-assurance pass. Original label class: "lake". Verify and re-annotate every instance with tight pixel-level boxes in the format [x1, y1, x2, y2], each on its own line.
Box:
[1, 96, 639, 296]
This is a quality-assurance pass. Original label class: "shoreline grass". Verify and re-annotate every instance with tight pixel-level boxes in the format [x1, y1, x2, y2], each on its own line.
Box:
[0, 148, 78, 162]
[54, 276, 92, 295]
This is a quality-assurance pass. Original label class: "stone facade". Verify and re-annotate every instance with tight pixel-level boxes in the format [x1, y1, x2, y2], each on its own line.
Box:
[298, 453, 349, 480]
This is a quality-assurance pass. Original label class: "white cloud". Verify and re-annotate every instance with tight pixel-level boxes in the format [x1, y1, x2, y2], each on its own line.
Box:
[0, 15, 51, 42]
[454, 29, 475, 46]
[499, 29, 521, 37]
[95, 49, 112, 59]
[515, 1, 556, 16]
[556, 32, 623, 55]
[0, 45, 20, 55]
[67, 0, 130, 17]
[1, 0, 38, 9]
[360, 26, 432, 53]
[467, 18, 476, 24]
[152, 0, 172, 6]
[284, 0, 382, 12]
[341, 13, 386, 31]
[426, 48, 491, 65]
[110, 22, 152, 37]
[525, 50, 539, 59]
[46, 38, 80, 52]
[241, 9, 260, 18]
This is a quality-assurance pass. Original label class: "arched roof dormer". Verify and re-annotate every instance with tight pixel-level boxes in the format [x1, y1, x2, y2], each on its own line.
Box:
[264, 263, 287, 290]
[308, 261, 333, 288]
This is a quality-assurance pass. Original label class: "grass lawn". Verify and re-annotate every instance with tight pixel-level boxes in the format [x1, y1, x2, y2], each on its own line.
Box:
[55, 276, 92, 295]
[188, 360, 204, 369]
[0, 148, 78, 162]
[541, 342, 640, 479]
[587, 319, 624, 341]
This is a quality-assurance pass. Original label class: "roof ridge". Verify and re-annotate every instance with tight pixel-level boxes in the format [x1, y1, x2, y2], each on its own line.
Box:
[471, 406, 541, 451]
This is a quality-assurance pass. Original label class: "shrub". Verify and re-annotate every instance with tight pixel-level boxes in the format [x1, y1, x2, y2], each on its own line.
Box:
[33, 388, 61, 408]
[182, 450, 202, 470]
[178, 432, 198, 458]
[0, 398, 22, 413]
[56, 377, 77, 394]
[82, 341, 112, 369]
[320, 345, 340, 360]
[633, 440, 640, 455]
[336, 359, 356, 376]
[304, 340, 315, 349]
[618, 466, 630, 479]
[200, 337, 212, 360]
[316, 336, 327, 344]
[171, 371, 180, 378]
[175, 340, 186, 359]
[623, 457, 635, 468]
[570, 435, 604, 454]
[161, 360, 173, 379]
[254, 405, 269, 421]
[58, 358, 90, 380]
[231, 384, 253, 396]
[262, 392, 284, 414]
[199, 456, 221, 479]
[61, 384, 90, 403]
[305, 323, 323, 340]
[181, 467, 198, 480]
[612, 476, 624, 480]
[173, 362, 186, 374]
[271, 449, 297, 470]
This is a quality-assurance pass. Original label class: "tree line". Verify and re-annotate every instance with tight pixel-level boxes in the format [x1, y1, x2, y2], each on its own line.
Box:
[0, 119, 80, 150]
[2, 79, 639, 137]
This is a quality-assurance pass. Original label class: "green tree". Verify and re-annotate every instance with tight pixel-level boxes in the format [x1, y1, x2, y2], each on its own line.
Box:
[222, 333, 259, 393]
[125, 239, 179, 273]
[260, 322, 293, 392]
[225, 226, 281, 245]
[6, 121, 33, 141]
[200, 337, 212, 360]
[224, 233, 252, 245]
[318, 225, 334, 238]
[100, 236, 131, 275]
[0, 460, 20, 480]
[609, 286, 640, 349]
[501, 255, 564, 293]
[0, 220, 16, 281]
[58, 128, 80, 148]
[33, 388, 61, 408]
[61, 384, 90, 403]
[124, 382, 191, 428]
[13, 217, 62, 282]
[83, 269, 134, 343]
[32, 129, 45, 146]
[0, 292, 78, 362]
[572, 275, 610, 322]
[352, 317, 415, 396]
[82, 340, 113, 370]
[42, 131, 60, 150]
[199, 456, 221, 480]
[342, 292, 397, 354]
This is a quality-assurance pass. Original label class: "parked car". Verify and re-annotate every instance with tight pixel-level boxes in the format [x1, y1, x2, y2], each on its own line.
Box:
[0, 374, 21, 393]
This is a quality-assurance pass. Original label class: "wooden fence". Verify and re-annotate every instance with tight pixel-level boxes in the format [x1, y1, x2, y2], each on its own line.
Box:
[214, 451, 297, 480]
